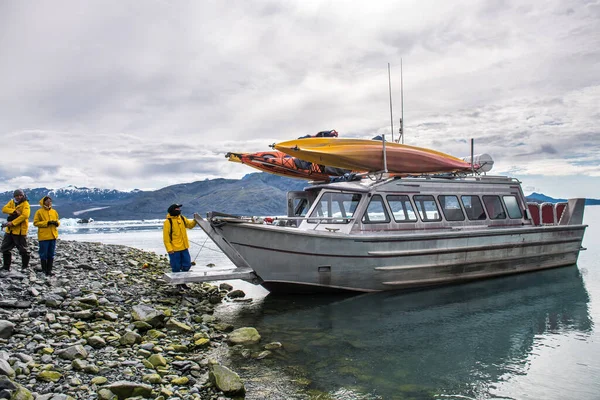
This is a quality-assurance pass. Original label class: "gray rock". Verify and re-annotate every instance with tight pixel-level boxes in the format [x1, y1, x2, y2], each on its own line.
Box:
[165, 318, 193, 333]
[105, 381, 153, 398]
[0, 359, 15, 378]
[0, 375, 18, 391]
[227, 289, 246, 299]
[264, 341, 283, 350]
[14, 353, 33, 364]
[119, 331, 142, 346]
[0, 321, 15, 339]
[42, 294, 63, 307]
[131, 305, 166, 328]
[57, 345, 88, 361]
[71, 310, 94, 320]
[0, 299, 31, 308]
[209, 364, 245, 396]
[87, 336, 107, 348]
[75, 294, 99, 306]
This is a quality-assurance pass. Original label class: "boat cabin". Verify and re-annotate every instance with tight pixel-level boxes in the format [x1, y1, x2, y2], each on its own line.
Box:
[288, 175, 542, 234]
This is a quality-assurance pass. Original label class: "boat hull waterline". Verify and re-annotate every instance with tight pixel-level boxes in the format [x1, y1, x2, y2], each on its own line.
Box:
[193, 214, 586, 293]
[274, 138, 476, 174]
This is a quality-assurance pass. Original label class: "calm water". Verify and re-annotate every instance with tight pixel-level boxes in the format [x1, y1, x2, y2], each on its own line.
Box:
[53, 209, 600, 399]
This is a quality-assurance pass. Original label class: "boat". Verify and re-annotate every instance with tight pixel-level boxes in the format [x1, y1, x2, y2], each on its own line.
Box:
[164, 173, 587, 294]
[226, 151, 350, 181]
[274, 137, 478, 174]
[77, 218, 94, 224]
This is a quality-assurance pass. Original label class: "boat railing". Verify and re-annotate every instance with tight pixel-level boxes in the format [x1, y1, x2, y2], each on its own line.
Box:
[208, 213, 356, 229]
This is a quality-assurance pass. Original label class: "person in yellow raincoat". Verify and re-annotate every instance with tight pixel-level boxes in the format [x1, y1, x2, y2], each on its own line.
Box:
[33, 196, 60, 276]
[163, 204, 197, 272]
[1, 189, 31, 272]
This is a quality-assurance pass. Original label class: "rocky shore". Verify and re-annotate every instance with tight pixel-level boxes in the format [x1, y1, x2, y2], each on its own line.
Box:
[0, 239, 294, 400]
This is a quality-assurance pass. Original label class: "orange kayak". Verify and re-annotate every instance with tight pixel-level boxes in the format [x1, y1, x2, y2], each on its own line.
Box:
[226, 151, 350, 181]
[274, 138, 475, 174]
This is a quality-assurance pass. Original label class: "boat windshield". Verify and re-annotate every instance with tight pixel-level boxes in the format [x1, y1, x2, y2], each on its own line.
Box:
[308, 192, 362, 224]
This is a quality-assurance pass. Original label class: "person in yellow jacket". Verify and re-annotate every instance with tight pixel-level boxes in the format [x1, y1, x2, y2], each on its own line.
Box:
[1, 189, 31, 272]
[33, 196, 60, 276]
[163, 203, 197, 272]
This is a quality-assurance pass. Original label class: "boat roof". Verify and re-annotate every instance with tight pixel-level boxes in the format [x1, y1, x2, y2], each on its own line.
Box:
[304, 174, 521, 193]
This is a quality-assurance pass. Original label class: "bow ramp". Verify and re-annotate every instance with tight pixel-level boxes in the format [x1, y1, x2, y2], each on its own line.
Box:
[163, 267, 259, 285]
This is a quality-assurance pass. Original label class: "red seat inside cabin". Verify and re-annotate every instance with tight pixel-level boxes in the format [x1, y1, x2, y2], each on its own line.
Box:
[527, 203, 541, 226]
[541, 203, 555, 224]
[555, 202, 567, 223]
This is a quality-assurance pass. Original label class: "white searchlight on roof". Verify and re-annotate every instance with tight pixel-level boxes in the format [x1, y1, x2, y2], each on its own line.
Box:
[462, 153, 494, 173]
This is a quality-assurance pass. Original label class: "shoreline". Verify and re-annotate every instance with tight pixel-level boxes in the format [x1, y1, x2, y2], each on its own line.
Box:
[0, 238, 307, 399]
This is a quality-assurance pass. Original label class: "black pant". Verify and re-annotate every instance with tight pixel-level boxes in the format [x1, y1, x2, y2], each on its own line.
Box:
[0, 233, 29, 256]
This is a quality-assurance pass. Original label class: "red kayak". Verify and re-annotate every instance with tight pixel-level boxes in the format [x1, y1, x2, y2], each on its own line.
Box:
[226, 151, 350, 181]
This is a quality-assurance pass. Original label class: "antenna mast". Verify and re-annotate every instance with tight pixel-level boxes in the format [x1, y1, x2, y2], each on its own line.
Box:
[400, 58, 404, 144]
[388, 63, 394, 143]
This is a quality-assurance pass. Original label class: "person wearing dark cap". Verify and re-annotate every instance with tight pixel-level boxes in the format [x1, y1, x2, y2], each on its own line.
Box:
[163, 204, 197, 273]
[1, 189, 31, 272]
[33, 196, 60, 276]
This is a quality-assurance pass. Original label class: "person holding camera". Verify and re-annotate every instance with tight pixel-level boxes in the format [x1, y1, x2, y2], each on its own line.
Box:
[1, 189, 31, 272]
[33, 196, 60, 276]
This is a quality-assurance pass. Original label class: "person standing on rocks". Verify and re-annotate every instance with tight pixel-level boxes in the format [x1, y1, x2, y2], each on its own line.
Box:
[1, 189, 31, 272]
[33, 196, 60, 276]
[163, 203, 197, 272]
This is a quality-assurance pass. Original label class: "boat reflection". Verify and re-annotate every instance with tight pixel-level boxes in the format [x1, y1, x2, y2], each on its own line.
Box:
[221, 266, 592, 399]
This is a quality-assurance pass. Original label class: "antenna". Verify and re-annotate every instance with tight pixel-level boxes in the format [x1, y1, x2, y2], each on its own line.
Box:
[400, 58, 404, 144]
[388, 63, 394, 143]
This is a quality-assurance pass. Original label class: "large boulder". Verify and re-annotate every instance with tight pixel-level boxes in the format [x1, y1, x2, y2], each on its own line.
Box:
[227, 327, 261, 345]
[209, 364, 245, 396]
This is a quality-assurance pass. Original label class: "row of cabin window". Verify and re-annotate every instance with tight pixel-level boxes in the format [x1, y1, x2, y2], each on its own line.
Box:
[363, 194, 523, 224]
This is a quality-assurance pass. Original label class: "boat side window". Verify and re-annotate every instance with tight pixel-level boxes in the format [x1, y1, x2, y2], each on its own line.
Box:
[503, 195, 523, 219]
[438, 195, 465, 221]
[293, 198, 310, 217]
[461, 195, 487, 220]
[387, 195, 418, 222]
[362, 195, 391, 224]
[308, 192, 362, 224]
[413, 195, 441, 221]
[482, 195, 507, 219]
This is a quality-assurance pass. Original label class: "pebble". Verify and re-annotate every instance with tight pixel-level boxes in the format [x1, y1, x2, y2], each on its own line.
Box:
[0, 239, 255, 399]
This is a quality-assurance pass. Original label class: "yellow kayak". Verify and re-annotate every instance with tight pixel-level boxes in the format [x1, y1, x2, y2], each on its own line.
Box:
[274, 138, 474, 174]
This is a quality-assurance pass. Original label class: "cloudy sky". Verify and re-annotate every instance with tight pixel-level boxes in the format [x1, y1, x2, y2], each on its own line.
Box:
[1, 0, 599, 198]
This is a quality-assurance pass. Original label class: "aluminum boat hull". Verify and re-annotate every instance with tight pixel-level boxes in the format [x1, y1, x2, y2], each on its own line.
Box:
[195, 215, 586, 293]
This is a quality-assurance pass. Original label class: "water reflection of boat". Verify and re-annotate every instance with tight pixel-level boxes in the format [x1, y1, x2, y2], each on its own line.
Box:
[222, 266, 591, 399]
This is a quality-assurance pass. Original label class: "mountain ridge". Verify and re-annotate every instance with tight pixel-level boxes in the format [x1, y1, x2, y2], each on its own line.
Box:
[1, 174, 597, 221]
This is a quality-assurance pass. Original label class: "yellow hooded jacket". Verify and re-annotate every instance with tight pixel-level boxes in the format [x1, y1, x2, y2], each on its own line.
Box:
[163, 214, 197, 253]
[33, 197, 60, 240]
[2, 198, 30, 235]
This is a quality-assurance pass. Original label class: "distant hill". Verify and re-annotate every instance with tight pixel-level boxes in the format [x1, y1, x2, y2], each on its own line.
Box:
[525, 192, 600, 205]
[1, 176, 597, 221]
[0, 173, 306, 221]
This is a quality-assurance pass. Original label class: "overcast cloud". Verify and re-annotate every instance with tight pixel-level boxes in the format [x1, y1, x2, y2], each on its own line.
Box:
[1, 0, 599, 198]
